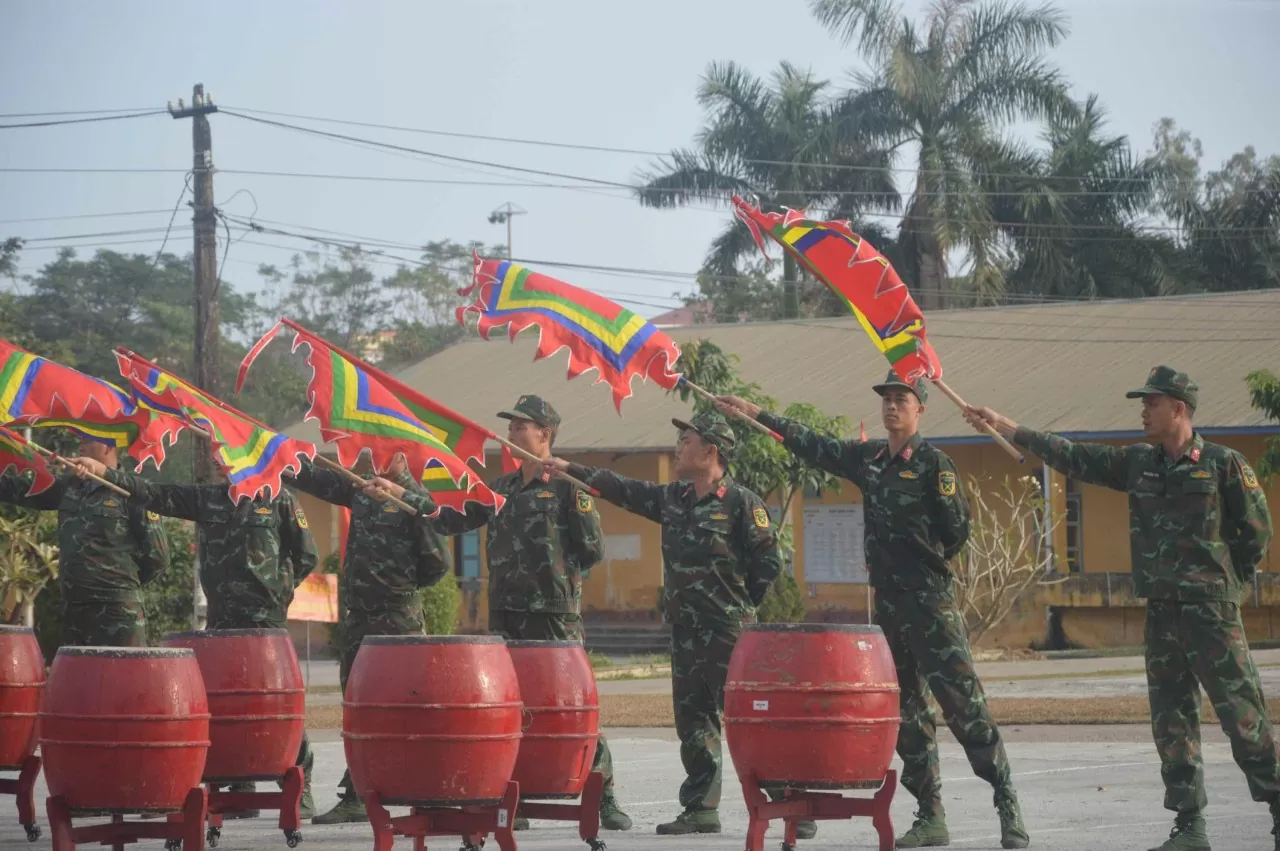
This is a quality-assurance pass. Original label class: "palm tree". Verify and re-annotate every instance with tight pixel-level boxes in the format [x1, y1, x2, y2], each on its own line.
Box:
[810, 0, 1078, 309]
[983, 95, 1185, 300]
[634, 60, 899, 319]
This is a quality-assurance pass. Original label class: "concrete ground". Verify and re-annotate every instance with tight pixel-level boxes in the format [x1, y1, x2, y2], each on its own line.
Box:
[5, 725, 1277, 851]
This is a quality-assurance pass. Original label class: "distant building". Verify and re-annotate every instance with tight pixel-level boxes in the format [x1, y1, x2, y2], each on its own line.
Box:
[284, 290, 1280, 650]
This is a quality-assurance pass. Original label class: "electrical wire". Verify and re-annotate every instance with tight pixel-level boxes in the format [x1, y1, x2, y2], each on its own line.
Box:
[0, 110, 167, 129]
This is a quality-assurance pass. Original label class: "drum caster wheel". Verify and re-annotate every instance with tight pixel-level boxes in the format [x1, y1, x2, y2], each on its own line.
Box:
[206, 826, 221, 847]
[588, 838, 607, 851]
[285, 829, 303, 847]
[781, 844, 796, 851]
[24, 824, 40, 842]
[164, 840, 183, 851]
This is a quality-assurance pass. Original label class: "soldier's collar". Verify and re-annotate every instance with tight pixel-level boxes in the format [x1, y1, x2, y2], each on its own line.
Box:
[1161, 431, 1204, 464]
[685, 474, 732, 502]
[875, 431, 922, 462]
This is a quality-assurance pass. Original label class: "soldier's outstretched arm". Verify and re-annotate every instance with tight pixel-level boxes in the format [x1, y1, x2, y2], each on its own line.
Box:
[132, 502, 171, 586]
[551, 458, 665, 523]
[738, 492, 784, 607]
[564, 483, 605, 572]
[101, 467, 205, 520]
[931, 453, 971, 561]
[1221, 453, 1274, 582]
[718, 395, 869, 485]
[964, 405, 1131, 491]
[285, 458, 356, 507]
[278, 490, 319, 587]
[0, 470, 65, 510]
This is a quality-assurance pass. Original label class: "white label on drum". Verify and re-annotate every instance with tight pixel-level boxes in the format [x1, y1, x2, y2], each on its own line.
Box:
[753, 700, 769, 711]
[857, 641, 871, 650]
[498, 810, 509, 828]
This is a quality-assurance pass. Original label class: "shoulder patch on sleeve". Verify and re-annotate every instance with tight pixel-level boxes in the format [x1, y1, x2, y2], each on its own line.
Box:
[146, 510, 160, 523]
[1241, 463, 1261, 490]
[576, 490, 594, 513]
[938, 470, 957, 496]
[294, 507, 309, 529]
[752, 506, 770, 529]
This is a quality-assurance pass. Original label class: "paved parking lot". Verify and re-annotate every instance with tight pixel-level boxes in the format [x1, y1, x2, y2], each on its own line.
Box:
[3, 724, 1275, 851]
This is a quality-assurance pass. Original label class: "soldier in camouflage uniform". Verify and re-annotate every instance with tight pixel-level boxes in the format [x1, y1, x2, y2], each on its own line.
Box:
[288, 453, 451, 825]
[544, 411, 783, 836]
[370, 394, 631, 832]
[966, 365, 1280, 851]
[719, 371, 1029, 850]
[1, 439, 168, 646]
[75, 456, 320, 820]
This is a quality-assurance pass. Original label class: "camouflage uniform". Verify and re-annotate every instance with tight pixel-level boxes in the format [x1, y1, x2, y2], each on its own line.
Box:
[412, 396, 629, 828]
[1011, 366, 1279, 850]
[107, 467, 320, 815]
[0, 468, 169, 646]
[759, 371, 1027, 849]
[564, 412, 783, 834]
[287, 459, 450, 817]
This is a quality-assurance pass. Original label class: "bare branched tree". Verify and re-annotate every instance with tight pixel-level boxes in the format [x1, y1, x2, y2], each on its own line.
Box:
[955, 473, 1067, 645]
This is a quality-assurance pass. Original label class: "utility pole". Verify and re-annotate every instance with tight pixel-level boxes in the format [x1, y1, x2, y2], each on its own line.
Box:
[168, 83, 219, 631]
[487, 202, 527, 259]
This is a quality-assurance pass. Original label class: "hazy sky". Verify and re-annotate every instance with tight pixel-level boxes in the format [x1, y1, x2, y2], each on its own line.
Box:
[3, 0, 1278, 321]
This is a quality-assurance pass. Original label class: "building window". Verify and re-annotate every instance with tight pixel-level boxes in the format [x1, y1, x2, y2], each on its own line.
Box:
[454, 530, 481, 580]
[1064, 477, 1083, 573]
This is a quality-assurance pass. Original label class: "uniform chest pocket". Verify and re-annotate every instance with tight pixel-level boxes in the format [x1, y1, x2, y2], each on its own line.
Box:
[78, 502, 128, 535]
[691, 517, 733, 558]
[1133, 475, 1166, 498]
[1177, 479, 1218, 498]
[370, 504, 408, 528]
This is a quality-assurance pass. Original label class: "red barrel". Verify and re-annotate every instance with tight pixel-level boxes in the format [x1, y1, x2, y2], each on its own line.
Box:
[162, 628, 305, 782]
[507, 640, 599, 798]
[344, 636, 522, 806]
[0, 626, 45, 769]
[40, 647, 210, 812]
[724, 624, 900, 789]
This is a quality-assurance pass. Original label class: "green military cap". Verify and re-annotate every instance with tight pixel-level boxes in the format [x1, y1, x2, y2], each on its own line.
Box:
[672, 411, 737, 458]
[496, 394, 561, 429]
[872, 368, 928, 403]
[1125, 365, 1198, 411]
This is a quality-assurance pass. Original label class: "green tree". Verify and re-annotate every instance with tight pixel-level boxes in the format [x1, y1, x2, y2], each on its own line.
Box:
[811, 0, 1077, 309]
[982, 95, 1184, 302]
[258, 247, 389, 352]
[1147, 121, 1280, 294]
[1246, 369, 1280, 481]
[635, 60, 898, 319]
[0, 507, 59, 626]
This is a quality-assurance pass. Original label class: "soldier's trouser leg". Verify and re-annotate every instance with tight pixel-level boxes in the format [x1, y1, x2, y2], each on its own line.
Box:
[672, 623, 737, 811]
[1146, 600, 1280, 812]
[335, 610, 424, 801]
[489, 611, 619, 792]
[878, 590, 1012, 813]
[63, 598, 147, 647]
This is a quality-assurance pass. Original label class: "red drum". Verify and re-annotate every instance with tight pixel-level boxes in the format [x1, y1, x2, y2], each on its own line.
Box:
[507, 640, 599, 798]
[40, 646, 210, 812]
[344, 635, 522, 806]
[725, 624, 900, 788]
[162, 628, 304, 781]
[0, 626, 44, 770]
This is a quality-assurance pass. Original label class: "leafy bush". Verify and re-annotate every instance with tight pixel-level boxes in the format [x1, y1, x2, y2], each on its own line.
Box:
[756, 569, 806, 623]
[420, 568, 460, 635]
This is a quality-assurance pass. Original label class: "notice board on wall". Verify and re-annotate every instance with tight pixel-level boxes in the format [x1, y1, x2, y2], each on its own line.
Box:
[802, 504, 868, 584]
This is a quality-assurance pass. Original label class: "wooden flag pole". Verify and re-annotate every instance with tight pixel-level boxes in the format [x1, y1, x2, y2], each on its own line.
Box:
[33, 444, 132, 497]
[311, 455, 421, 516]
[679, 378, 784, 443]
[489, 433, 600, 496]
[930, 379, 1025, 464]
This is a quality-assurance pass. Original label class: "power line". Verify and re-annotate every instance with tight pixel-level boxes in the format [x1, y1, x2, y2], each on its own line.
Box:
[219, 109, 633, 190]
[0, 107, 162, 119]
[0, 110, 166, 130]
[0, 208, 174, 225]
